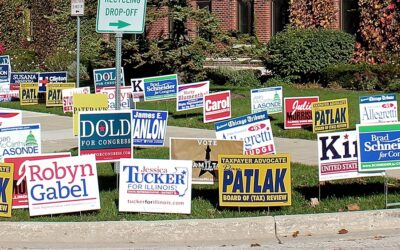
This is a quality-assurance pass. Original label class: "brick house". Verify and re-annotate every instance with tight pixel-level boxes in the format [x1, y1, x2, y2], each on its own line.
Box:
[146, 0, 359, 43]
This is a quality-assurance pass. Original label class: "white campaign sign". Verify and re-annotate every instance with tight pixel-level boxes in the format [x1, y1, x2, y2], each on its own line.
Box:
[0, 124, 41, 161]
[119, 158, 192, 214]
[0, 110, 22, 128]
[317, 131, 383, 181]
[100, 86, 132, 110]
[26, 155, 101, 216]
[71, 0, 85, 16]
[96, 0, 147, 33]
[62, 87, 90, 113]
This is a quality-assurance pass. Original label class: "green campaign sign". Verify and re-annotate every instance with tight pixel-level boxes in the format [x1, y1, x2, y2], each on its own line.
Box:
[96, 0, 147, 33]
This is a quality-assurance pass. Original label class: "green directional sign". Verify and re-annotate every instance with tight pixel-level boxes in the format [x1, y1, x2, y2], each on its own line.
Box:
[96, 0, 147, 33]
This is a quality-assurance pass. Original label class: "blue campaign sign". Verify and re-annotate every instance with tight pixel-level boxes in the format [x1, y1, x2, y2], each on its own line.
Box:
[93, 67, 125, 92]
[215, 111, 269, 132]
[0, 56, 9, 65]
[132, 109, 168, 146]
[10, 72, 39, 90]
[79, 111, 132, 162]
[0, 64, 10, 83]
[143, 74, 178, 101]
[357, 123, 400, 171]
[38, 72, 67, 92]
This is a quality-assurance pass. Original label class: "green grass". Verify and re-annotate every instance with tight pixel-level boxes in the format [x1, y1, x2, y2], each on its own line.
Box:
[1, 147, 399, 222]
[1, 84, 397, 140]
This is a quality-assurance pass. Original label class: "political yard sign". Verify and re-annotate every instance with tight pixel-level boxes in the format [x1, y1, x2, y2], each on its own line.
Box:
[79, 111, 132, 162]
[170, 138, 244, 184]
[26, 155, 100, 216]
[359, 94, 398, 125]
[218, 154, 291, 207]
[251, 86, 283, 114]
[0, 55, 10, 84]
[4, 153, 71, 209]
[215, 111, 276, 155]
[0, 163, 13, 217]
[143, 74, 178, 101]
[0, 124, 41, 162]
[72, 93, 109, 136]
[10, 72, 39, 91]
[93, 67, 125, 92]
[46, 83, 75, 107]
[312, 98, 349, 133]
[0, 85, 19, 103]
[119, 159, 192, 214]
[176, 81, 209, 112]
[284, 96, 319, 129]
[38, 72, 67, 92]
[62, 87, 90, 113]
[0, 110, 22, 128]
[99, 86, 133, 110]
[19, 83, 39, 105]
[318, 131, 383, 182]
[203, 91, 231, 123]
[132, 109, 168, 147]
[357, 123, 400, 172]
[131, 78, 144, 102]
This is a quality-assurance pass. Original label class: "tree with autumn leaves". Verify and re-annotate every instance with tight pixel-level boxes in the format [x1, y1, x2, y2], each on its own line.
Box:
[290, 0, 400, 63]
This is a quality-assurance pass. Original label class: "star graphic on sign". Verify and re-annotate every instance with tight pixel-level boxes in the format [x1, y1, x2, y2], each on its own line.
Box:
[344, 134, 349, 140]
[99, 125, 106, 132]
[181, 170, 186, 175]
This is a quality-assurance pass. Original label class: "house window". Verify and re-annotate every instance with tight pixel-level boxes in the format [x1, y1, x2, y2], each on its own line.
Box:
[341, 0, 359, 35]
[237, 0, 254, 34]
[272, 0, 290, 35]
[197, 0, 211, 11]
[23, 6, 33, 41]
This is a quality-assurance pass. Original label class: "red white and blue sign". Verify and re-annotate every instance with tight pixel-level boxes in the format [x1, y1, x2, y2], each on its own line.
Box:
[26, 155, 101, 216]
[79, 110, 132, 162]
[38, 72, 67, 92]
[359, 94, 398, 124]
[215, 111, 276, 155]
[0, 110, 22, 128]
[203, 91, 231, 123]
[357, 123, 400, 172]
[10, 72, 39, 91]
[132, 109, 168, 146]
[93, 67, 125, 92]
[176, 81, 209, 111]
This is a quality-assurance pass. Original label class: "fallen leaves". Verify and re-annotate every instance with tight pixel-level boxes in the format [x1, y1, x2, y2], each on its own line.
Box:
[347, 203, 361, 211]
[338, 229, 348, 234]
[292, 231, 300, 238]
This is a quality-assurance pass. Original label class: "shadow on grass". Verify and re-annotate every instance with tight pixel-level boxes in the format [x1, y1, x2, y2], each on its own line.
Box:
[98, 175, 118, 191]
[295, 181, 400, 200]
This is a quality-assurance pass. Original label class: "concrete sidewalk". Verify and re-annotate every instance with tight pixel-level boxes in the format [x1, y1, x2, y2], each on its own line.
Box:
[0, 209, 399, 248]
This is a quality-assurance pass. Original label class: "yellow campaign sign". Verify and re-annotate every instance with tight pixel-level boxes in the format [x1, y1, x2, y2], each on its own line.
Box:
[72, 93, 108, 135]
[46, 83, 75, 107]
[218, 154, 291, 207]
[19, 82, 39, 105]
[312, 98, 349, 133]
[0, 163, 14, 217]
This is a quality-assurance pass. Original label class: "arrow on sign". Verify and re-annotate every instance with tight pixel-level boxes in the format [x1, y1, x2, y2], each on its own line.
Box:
[109, 20, 131, 29]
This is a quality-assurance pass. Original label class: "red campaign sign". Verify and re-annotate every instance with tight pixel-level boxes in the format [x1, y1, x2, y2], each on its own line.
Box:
[284, 96, 319, 129]
[3, 153, 71, 208]
[203, 91, 231, 123]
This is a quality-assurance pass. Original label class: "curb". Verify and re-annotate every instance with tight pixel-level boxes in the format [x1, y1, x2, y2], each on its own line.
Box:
[275, 209, 400, 237]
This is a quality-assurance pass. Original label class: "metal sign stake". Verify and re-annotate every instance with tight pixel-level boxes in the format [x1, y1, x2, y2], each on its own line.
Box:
[76, 16, 81, 88]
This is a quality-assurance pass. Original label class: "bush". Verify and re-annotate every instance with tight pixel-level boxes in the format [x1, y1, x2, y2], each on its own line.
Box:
[44, 49, 75, 72]
[263, 27, 355, 82]
[322, 63, 400, 90]
[387, 78, 400, 92]
[206, 67, 261, 87]
[7, 49, 39, 72]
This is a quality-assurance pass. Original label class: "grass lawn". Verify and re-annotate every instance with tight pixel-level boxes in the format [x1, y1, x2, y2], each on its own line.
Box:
[1, 147, 398, 222]
[1, 84, 397, 140]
